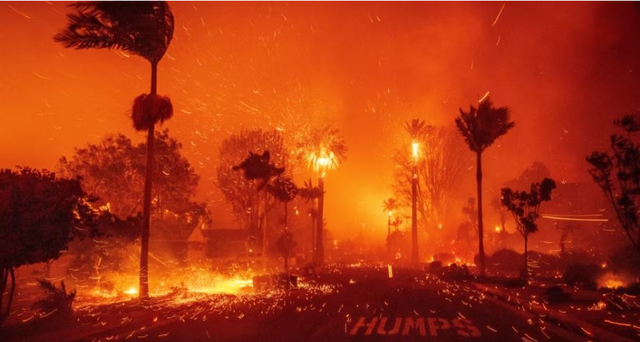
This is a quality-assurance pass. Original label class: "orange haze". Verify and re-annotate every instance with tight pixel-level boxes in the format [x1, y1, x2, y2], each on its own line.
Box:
[1, 2, 640, 239]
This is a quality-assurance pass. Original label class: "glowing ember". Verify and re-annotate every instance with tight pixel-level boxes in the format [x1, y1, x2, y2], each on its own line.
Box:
[124, 287, 138, 295]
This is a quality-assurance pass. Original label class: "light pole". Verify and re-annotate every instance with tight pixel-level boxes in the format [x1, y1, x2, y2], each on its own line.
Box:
[411, 141, 420, 264]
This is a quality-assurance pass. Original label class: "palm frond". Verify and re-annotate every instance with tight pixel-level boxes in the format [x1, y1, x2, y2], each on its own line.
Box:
[455, 97, 515, 153]
[55, 1, 174, 63]
[131, 93, 174, 131]
[404, 119, 429, 140]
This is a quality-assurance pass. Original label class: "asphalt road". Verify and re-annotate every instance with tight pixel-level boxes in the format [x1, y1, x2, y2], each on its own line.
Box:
[43, 266, 586, 342]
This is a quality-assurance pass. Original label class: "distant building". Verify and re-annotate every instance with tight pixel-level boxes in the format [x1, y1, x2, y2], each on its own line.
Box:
[187, 225, 207, 264]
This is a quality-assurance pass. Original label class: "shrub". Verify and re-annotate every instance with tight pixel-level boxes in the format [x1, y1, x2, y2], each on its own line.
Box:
[546, 286, 570, 303]
[32, 279, 76, 318]
[563, 264, 601, 290]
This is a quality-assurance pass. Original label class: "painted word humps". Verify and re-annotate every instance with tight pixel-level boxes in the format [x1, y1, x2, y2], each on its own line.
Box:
[349, 316, 482, 337]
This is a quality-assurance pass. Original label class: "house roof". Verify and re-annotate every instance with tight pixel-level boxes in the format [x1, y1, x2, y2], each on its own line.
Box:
[187, 227, 206, 243]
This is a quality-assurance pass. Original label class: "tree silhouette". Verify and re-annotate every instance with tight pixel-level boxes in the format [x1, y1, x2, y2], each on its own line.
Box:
[233, 151, 285, 191]
[296, 126, 347, 264]
[393, 125, 466, 238]
[462, 197, 478, 236]
[587, 112, 640, 254]
[382, 198, 398, 238]
[501, 178, 556, 279]
[455, 97, 515, 276]
[268, 177, 298, 283]
[55, 1, 175, 299]
[299, 179, 322, 262]
[404, 119, 429, 263]
[57, 131, 202, 240]
[232, 144, 287, 265]
[0, 168, 96, 324]
[217, 129, 285, 248]
[491, 196, 509, 249]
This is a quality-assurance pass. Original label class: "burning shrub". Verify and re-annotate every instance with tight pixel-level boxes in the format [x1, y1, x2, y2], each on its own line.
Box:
[32, 280, 76, 318]
[563, 263, 601, 290]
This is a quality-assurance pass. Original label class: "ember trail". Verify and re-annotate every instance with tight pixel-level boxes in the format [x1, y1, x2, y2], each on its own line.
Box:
[1, 2, 640, 342]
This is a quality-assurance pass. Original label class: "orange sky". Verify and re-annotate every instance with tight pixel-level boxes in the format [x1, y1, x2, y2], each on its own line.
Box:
[2, 2, 640, 239]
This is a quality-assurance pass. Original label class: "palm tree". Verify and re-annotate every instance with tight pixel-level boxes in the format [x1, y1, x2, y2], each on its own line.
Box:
[297, 127, 347, 264]
[382, 198, 398, 238]
[234, 150, 285, 269]
[267, 177, 298, 286]
[55, 2, 175, 299]
[299, 179, 322, 262]
[455, 97, 515, 276]
[404, 119, 429, 263]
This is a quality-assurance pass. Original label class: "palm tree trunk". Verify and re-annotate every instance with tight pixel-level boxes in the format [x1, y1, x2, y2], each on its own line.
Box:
[284, 201, 289, 271]
[139, 61, 158, 300]
[262, 192, 268, 271]
[316, 177, 325, 264]
[310, 201, 316, 263]
[411, 165, 419, 263]
[387, 215, 391, 238]
[6, 268, 14, 318]
[0, 268, 6, 320]
[523, 236, 528, 279]
[476, 151, 485, 277]
[1, 268, 15, 322]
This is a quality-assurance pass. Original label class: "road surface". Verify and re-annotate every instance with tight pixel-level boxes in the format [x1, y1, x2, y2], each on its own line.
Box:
[68, 266, 585, 342]
[3, 266, 589, 342]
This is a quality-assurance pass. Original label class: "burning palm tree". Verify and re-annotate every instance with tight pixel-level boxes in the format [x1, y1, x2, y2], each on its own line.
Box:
[297, 126, 347, 264]
[382, 198, 398, 238]
[55, 1, 175, 299]
[455, 97, 514, 276]
[404, 119, 428, 263]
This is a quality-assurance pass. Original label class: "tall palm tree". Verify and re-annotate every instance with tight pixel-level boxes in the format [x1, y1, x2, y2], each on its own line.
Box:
[55, 2, 175, 299]
[267, 177, 298, 284]
[299, 179, 321, 262]
[382, 198, 398, 238]
[233, 150, 285, 269]
[455, 97, 514, 276]
[404, 119, 429, 263]
[297, 126, 347, 264]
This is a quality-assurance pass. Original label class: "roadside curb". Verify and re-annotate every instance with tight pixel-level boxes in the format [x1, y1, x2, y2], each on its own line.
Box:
[472, 283, 636, 342]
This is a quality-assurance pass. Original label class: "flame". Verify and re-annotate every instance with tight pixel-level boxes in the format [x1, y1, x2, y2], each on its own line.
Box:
[411, 141, 419, 160]
[124, 286, 138, 295]
[78, 267, 256, 306]
[307, 148, 337, 177]
[495, 226, 501, 233]
[598, 272, 627, 289]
